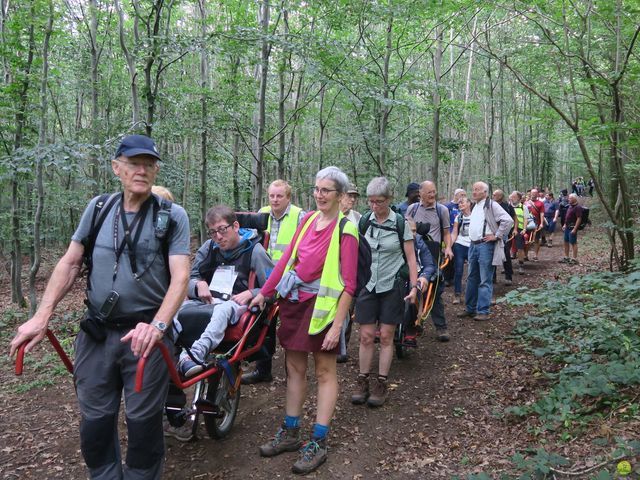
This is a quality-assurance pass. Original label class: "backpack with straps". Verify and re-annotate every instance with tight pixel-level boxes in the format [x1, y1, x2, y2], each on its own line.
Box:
[81, 193, 175, 289]
[339, 217, 372, 297]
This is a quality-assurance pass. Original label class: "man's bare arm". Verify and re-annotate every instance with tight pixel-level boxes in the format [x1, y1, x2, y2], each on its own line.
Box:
[9, 241, 84, 357]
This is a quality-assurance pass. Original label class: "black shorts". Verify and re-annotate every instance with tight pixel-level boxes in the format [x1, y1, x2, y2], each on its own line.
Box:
[354, 281, 404, 326]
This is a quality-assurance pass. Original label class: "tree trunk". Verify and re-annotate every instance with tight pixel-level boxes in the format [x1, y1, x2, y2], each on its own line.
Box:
[253, 0, 270, 209]
[198, 0, 209, 243]
[29, 1, 53, 316]
[115, 0, 140, 127]
[430, 26, 443, 184]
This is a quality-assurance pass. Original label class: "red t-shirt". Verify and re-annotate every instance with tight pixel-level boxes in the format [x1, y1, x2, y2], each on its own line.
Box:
[527, 200, 545, 225]
[261, 214, 358, 302]
[565, 204, 583, 227]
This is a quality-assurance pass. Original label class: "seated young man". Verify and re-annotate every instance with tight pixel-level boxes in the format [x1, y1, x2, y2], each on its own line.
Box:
[177, 205, 273, 377]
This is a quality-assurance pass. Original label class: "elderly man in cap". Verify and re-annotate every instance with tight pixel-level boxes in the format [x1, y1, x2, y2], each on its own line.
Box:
[341, 183, 362, 224]
[10, 134, 191, 479]
[397, 182, 421, 217]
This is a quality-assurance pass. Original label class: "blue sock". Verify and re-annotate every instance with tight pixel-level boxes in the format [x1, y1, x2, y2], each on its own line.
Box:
[284, 415, 300, 429]
[311, 423, 329, 440]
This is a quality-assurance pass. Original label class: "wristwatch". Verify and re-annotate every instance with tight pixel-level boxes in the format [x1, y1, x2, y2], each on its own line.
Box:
[150, 319, 168, 334]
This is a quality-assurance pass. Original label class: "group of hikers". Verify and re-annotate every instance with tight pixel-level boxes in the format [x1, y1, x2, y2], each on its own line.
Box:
[8, 134, 590, 478]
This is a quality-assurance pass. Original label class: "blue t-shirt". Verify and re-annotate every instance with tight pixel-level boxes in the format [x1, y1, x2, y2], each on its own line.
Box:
[544, 199, 558, 218]
[445, 201, 460, 233]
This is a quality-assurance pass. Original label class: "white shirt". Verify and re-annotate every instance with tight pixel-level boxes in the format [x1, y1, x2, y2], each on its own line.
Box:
[468, 199, 487, 241]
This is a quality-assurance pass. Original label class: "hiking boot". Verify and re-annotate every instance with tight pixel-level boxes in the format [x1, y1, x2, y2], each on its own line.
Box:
[518, 265, 525, 274]
[473, 314, 490, 322]
[367, 377, 388, 407]
[259, 425, 302, 457]
[351, 374, 369, 405]
[241, 369, 273, 385]
[291, 438, 328, 475]
[547, 240, 553, 247]
[436, 328, 450, 342]
[177, 356, 203, 378]
[504, 278, 512, 286]
[568, 258, 579, 265]
[558, 257, 570, 264]
[452, 294, 461, 305]
[457, 310, 475, 318]
[163, 417, 195, 442]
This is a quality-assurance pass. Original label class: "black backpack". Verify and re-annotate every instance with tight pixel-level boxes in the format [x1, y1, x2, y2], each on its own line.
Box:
[578, 206, 590, 230]
[81, 193, 174, 289]
[339, 217, 372, 297]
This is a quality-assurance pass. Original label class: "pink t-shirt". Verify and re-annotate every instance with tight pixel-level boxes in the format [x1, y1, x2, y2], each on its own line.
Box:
[261, 214, 358, 302]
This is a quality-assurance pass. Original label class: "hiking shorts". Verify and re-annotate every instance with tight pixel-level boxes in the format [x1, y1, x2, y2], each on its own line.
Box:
[354, 281, 404, 326]
[563, 228, 578, 245]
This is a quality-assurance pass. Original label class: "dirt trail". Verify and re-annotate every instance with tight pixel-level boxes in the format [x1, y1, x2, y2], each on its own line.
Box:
[0, 237, 600, 479]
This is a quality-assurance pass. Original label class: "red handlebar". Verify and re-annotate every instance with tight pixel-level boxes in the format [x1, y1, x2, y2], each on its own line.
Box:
[15, 329, 74, 376]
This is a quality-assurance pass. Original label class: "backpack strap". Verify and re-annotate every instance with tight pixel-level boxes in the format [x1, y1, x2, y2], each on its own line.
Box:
[358, 211, 372, 236]
[82, 193, 119, 290]
[151, 194, 174, 274]
[394, 211, 408, 263]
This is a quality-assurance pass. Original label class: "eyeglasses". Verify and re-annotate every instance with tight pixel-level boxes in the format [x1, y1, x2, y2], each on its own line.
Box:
[207, 224, 233, 237]
[117, 159, 158, 171]
[367, 198, 388, 206]
[312, 186, 338, 196]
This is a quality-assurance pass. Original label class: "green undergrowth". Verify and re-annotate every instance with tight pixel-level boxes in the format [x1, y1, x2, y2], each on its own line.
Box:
[462, 262, 640, 479]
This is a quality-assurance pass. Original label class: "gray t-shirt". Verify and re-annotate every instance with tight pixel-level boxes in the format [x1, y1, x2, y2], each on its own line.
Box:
[405, 202, 450, 243]
[72, 193, 190, 318]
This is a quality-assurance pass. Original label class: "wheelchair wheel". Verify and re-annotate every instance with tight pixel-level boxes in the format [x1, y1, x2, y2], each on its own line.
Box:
[395, 324, 407, 359]
[203, 364, 241, 439]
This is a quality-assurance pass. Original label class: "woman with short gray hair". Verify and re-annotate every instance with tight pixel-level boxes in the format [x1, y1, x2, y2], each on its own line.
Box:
[250, 166, 358, 474]
[352, 176, 418, 408]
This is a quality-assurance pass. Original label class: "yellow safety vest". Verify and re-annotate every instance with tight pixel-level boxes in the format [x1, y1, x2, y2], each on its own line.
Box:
[259, 204, 302, 261]
[513, 204, 525, 230]
[283, 211, 358, 335]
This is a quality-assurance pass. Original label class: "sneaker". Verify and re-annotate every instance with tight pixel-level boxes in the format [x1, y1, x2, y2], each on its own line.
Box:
[452, 294, 461, 305]
[473, 313, 490, 322]
[518, 266, 525, 274]
[351, 374, 369, 405]
[504, 279, 512, 286]
[336, 354, 348, 364]
[568, 258, 579, 265]
[558, 257, 570, 264]
[291, 438, 328, 475]
[457, 310, 475, 318]
[178, 356, 203, 378]
[259, 424, 302, 457]
[241, 369, 273, 385]
[436, 329, 450, 342]
[163, 417, 195, 442]
[367, 377, 388, 407]
[547, 240, 553, 247]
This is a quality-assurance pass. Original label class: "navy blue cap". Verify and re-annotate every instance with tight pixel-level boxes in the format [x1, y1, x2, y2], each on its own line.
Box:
[405, 182, 420, 196]
[115, 135, 161, 161]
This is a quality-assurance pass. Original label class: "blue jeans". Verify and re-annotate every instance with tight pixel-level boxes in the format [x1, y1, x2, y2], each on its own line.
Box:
[464, 242, 496, 315]
[452, 242, 469, 295]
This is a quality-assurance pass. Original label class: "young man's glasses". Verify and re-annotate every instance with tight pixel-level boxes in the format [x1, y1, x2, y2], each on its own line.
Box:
[207, 224, 232, 237]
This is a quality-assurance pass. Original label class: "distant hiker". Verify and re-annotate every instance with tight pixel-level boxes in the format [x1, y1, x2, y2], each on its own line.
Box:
[451, 196, 473, 304]
[396, 182, 420, 217]
[9, 134, 191, 479]
[559, 193, 583, 265]
[457, 182, 513, 322]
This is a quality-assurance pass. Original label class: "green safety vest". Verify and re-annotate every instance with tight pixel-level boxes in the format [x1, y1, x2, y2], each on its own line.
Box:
[283, 211, 358, 335]
[259, 204, 302, 261]
[513, 204, 525, 230]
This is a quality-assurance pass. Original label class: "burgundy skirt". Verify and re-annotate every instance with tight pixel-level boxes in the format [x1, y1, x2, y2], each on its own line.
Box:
[277, 296, 339, 354]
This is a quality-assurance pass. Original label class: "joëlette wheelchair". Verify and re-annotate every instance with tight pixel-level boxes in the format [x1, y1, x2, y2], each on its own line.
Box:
[15, 212, 278, 441]
[393, 258, 450, 359]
